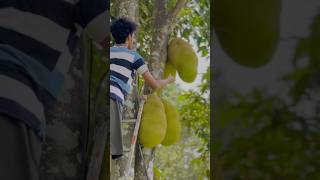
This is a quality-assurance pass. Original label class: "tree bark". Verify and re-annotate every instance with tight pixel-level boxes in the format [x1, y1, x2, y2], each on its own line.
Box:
[134, 0, 168, 179]
[40, 36, 89, 180]
[111, 0, 186, 179]
[135, 0, 186, 179]
[111, 0, 139, 179]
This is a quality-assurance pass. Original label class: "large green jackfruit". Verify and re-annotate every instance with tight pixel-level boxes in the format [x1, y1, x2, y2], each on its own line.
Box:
[177, 57, 197, 83]
[161, 100, 181, 146]
[139, 94, 167, 148]
[168, 38, 198, 82]
[213, 0, 281, 68]
[163, 62, 176, 78]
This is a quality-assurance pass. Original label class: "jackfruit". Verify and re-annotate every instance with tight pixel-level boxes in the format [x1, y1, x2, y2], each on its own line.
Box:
[213, 0, 281, 68]
[177, 57, 197, 83]
[168, 38, 198, 82]
[139, 94, 167, 148]
[163, 62, 176, 78]
[161, 100, 181, 146]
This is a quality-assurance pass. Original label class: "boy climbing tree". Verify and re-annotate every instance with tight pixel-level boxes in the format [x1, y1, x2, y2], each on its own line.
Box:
[110, 17, 175, 160]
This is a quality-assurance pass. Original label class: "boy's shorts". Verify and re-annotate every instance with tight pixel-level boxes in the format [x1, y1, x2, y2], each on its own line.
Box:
[0, 113, 41, 180]
[110, 98, 124, 159]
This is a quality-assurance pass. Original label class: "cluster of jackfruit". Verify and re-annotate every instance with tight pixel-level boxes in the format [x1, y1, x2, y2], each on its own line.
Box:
[166, 38, 198, 83]
[139, 94, 181, 148]
[213, 0, 281, 68]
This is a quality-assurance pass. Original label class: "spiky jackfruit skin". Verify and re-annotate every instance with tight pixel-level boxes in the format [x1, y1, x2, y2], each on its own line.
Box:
[161, 100, 181, 146]
[163, 62, 176, 78]
[168, 38, 198, 82]
[139, 94, 167, 148]
[213, 0, 281, 68]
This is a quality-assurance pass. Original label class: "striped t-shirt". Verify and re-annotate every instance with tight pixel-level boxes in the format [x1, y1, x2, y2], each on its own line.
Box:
[110, 46, 148, 104]
[0, 0, 108, 139]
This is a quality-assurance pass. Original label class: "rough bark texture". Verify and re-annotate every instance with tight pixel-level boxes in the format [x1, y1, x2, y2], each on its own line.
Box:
[40, 36, 89, 180]
[89, 41, 110, 180]
[134, 1, 168, 179]
[111, 0, 139, 179]
[135, 0, 186, 179]
[118, 1, 138, 20]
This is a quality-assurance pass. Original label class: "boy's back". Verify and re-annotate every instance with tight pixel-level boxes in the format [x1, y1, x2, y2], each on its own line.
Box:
[110, 46, 148, 103]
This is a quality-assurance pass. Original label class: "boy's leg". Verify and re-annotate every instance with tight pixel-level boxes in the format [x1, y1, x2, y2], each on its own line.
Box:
[110, 99, 124, 159]
[0, 114, 41, 180]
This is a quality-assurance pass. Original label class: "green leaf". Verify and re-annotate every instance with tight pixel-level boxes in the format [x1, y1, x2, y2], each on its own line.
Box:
[153, 166, 163, 180]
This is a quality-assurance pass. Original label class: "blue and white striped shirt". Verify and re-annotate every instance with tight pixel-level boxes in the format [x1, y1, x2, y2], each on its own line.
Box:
[110, 46, 148, 104]
[0, 0, 108, 139]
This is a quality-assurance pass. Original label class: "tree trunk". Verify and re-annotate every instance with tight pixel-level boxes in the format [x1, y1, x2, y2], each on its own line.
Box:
[40, 35, 89, 180]
[111, 0, 186, 179]
[134, 1, 168, 179]
[111, 0, 139, 179]
[134, 0, 186, 179]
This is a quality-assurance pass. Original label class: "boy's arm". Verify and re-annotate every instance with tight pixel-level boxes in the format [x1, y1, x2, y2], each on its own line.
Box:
[132, 52, 174, 89]
[142, 71, 175, 90]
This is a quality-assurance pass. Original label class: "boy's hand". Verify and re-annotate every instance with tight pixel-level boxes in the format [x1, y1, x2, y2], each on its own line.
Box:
[166, 75, 175, 84]
[142, 71, 175, 90]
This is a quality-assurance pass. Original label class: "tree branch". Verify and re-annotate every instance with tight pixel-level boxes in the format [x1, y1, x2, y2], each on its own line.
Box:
[153, 0, 167, 26]
[167, 0, 187, 22]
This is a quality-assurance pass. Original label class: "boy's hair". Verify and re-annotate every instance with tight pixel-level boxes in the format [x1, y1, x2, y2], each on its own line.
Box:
[111, 17, 137, 44]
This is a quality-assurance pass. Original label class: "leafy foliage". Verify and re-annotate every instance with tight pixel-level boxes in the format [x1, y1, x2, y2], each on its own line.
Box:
[155, 67, 210, 179]
[214, 12, 320, 179]
[175, 0, 210, 57]
[156, 127, 210, 179]
[138, 0, 210, 59]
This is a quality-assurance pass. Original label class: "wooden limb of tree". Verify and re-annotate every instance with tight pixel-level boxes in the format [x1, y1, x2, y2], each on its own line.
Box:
[135, 0, 167, 179]
[118, 0, 139, 21]
[40, 34, 89, 180]
[167, 0, 187, 23]
[135, 0, 187, 179]
[153, 0, 167, 26]
[146, 0, 169, 81]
